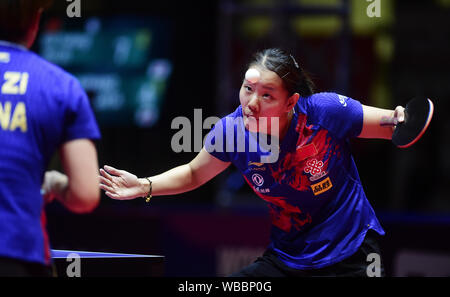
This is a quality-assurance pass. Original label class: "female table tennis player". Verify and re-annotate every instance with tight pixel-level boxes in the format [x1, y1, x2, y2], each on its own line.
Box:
[100, 48, 406, 277]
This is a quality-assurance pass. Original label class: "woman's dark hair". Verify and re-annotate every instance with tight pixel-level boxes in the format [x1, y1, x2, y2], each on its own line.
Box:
[250, 48, 315, 97]
[0, 0, 53, 43]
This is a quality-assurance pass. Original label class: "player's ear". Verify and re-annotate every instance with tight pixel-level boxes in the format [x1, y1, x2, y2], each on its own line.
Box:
[286, 93, 300, 111]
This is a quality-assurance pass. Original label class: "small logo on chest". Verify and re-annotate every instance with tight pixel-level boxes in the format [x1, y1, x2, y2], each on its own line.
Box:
[251, 173, 264, 187]
[303, 159, 323, 176]
[311, 177, 333, 196]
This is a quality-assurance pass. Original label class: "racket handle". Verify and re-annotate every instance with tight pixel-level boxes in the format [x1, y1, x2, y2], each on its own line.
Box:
[380, 116, 398, 127]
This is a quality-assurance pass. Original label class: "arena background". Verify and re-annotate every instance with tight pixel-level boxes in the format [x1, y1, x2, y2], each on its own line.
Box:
[40, 0, 450, 276]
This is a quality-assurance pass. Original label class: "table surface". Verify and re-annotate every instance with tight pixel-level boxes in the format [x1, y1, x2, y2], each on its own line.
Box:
[51, 249, 164, 259]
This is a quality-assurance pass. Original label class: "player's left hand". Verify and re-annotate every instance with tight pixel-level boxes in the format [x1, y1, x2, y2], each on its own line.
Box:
[41, 170, 68, 204]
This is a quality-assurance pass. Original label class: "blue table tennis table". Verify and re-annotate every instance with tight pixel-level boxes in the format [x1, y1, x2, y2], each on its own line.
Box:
[51, 249, 165, 277]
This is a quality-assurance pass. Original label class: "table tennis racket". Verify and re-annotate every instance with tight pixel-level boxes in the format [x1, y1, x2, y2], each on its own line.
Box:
[381, 97, 434, 148]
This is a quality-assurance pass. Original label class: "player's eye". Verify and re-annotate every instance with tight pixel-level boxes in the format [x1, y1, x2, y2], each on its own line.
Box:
[244, 85, 253, 92]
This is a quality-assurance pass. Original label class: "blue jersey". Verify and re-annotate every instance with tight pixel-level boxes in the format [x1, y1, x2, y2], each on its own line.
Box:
[205, 92, 384, 269]
[0, 41, 100, 265]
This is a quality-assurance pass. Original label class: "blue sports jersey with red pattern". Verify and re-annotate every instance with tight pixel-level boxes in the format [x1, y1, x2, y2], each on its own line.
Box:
[205, 92, 384, 269]
[0, 41, 100, 265]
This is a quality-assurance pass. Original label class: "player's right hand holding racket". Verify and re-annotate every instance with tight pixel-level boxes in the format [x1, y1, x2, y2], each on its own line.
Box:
[99, 165, 149, 200]
[381, 97, 434, 148]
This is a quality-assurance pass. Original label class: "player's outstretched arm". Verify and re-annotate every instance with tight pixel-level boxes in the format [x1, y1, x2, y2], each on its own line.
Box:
[358, 105, 405, 139]
[42, 139, 101, 213]
[100, 148, 231, 201]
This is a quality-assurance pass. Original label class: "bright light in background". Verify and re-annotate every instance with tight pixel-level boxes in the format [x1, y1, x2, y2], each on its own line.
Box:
[39, 16, 173, 128]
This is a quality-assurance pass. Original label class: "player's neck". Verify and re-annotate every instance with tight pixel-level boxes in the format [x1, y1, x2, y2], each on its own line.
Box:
[21, 10, 42, 49]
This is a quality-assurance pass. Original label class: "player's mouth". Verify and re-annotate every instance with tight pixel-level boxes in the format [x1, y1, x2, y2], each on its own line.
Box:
[243, 110, 258, 120]
[243, 112, 260, 132]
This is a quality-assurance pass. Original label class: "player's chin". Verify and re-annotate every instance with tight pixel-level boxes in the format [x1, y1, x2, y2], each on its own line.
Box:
[243, 115, 259, 132]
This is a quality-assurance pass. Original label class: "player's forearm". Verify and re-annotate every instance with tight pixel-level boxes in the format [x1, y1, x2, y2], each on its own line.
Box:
[61, 188, 100, 213]
[57, 139, 101, 212]
[46, 177, 99, 213]
[43, 170, 99, 213]
[359, 105, 397, 139]
[138, 164, 200, 197]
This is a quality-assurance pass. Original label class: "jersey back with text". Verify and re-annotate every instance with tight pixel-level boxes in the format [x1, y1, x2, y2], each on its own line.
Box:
[0, 42, 100, 265]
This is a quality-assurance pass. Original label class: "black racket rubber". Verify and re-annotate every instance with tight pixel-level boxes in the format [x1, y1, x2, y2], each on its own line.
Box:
[392, 97, 434, 148]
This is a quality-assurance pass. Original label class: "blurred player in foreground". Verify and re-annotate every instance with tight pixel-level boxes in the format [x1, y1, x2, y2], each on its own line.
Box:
[0, 0, 101, 276]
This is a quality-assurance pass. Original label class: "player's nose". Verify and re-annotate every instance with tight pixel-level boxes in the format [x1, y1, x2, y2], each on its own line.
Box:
[247, 94, 259, 113]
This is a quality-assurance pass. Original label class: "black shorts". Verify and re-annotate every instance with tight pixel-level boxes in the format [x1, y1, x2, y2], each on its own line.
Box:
[230, 231, 385, 277]
[0, 257, 53, 277]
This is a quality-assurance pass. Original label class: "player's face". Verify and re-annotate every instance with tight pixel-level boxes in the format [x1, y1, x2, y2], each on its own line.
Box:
[239, 67, 294, 134]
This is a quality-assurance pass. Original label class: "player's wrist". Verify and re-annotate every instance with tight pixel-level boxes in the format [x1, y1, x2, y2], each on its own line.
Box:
[138, 178, 148, 196]
[138, 177, 152, 201]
